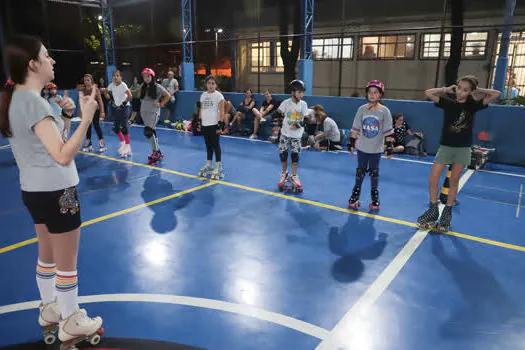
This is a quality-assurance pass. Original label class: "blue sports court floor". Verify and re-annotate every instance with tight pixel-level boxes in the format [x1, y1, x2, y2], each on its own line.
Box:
[0, 122, 524, 350]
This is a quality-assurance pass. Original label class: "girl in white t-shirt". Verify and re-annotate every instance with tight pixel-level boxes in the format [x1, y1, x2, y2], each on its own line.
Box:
[198, 75, 225, 179]
[105, 70, 132, 157]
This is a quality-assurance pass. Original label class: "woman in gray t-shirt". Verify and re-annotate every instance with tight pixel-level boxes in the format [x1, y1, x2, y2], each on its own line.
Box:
[0, 36, 103, 345]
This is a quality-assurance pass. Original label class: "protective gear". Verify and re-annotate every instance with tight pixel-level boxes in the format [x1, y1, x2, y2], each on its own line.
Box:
[386, 140, 393, 157]
[289, 79, 306, 92]
[46, 83, 57, 90]
[369, 168, 379, 177]
[280, 151, 288, 162]
[112, 125, 120, 134]
[144, 126, 155, 138]
[347, 137, 356, 150]
[217, 121, 225, 131]
[366, 80, 385, 95]
[141, 68, 156, 78]
[356, 168, 366, 179]
[5, 78, 14, 88]
[121, 125, 129, 135]
[291, 152, 299, 163]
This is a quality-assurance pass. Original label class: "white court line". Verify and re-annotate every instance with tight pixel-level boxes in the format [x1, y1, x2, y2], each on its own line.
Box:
[98, 121, 525, 178]
[0, 293, 330, 340]
[315, 169, 474, 350]
[517, 184, 523, 218]
[0, 145, 11, 150]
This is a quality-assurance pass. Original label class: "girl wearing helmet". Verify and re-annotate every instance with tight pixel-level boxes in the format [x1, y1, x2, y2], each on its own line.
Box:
[137, 68, 171, 165]
[347, 80, 393, 210]
[276, 79, 308, 192]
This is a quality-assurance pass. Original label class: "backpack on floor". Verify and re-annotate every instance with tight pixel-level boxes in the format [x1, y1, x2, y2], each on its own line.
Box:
[405, 136, 425, 157]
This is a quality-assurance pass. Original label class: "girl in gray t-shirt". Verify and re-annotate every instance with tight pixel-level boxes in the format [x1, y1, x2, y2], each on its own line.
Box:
[137, 68, 170, 165]
[347, 80, 394, 210]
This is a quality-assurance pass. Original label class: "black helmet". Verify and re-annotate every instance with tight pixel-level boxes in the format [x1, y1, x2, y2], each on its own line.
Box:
[289, 79, 306, 92]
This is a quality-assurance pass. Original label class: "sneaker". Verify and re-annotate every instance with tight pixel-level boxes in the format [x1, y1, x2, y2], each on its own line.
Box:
[249, 134, 257, 139]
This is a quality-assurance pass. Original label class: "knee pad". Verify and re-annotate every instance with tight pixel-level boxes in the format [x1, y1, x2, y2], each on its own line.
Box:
[291, 152, 299, 164]
[280, 151, 288, 162]
[112, 125, 120, 134]
[121, 126, 129, 135]
[356, 168, 366, 178]
[369, 168, 379, 177]
[144, 126, 155, 138]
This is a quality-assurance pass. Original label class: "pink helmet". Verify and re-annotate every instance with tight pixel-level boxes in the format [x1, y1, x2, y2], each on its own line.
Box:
[366, 80, 385, 94]
[141, 68, 156, 78]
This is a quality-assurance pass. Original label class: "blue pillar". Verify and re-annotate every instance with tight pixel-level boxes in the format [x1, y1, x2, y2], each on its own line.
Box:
[101, 0, 117, 84]
[181, 0, 195, 91]
[299, 0, 314, 95]
[493, 0, 516, 94]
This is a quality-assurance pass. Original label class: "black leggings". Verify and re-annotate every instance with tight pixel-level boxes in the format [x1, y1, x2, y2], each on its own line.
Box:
[86, 111, 103, 141]
[111, 105, 129, 135]
[202, 125, 221, 162]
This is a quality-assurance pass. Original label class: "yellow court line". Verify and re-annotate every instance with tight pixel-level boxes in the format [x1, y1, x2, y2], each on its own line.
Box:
[79, 152, 525, 253]
[0, 182, 216, 255]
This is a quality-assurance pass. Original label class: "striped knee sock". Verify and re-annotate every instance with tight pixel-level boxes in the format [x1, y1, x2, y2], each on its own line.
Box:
[56, 271, 79, 319]
[36, 260, 56, 305]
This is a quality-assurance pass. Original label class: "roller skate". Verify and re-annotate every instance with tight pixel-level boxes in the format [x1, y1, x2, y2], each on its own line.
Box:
[348, 186, 361, 209]
[289, 174, 303, 193]
[39, 300, 60, 345]
[436, 205, 453, 232]
[417, 202, 440, 230]
[210, 162, 224, 180]
[120, 144, 132, 158]
[58, 309, 104, 350]
[82, 141, 93, 152]
[198, 161, 213, 178]
[117, 141, 126, 155]
[369, 189, 380, 211]
[98, 142, 107, 153]
[148, 151, 163, 166]
[278, 171, 289, 191]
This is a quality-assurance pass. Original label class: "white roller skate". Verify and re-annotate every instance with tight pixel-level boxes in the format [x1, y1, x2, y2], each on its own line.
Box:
[278, 171, 289, 191]
[120, 144, 132, 158]
[58, 309, 104, 350]
[198, 161, 213, 178]
[210, 162, 224, 180]
[98, 142, 107, 153]
[39, 300, 61, 345]
[117, 141, 126, 156]
[289, 174, 303, 193]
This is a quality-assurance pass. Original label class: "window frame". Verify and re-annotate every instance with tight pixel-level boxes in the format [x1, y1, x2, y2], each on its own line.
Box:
[419, 31, 489, 60]
[312, 36, 354, 61]
[357, 33, 417, 61]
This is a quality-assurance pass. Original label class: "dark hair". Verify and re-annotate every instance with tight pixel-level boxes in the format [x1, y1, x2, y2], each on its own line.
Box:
[205, 75, 217, 84]
[393, 113, 403, 122]
[112, 70, 121, 77]
[140, 80, 157, 100]
[245, 88, 252, 94]
[0, 36, 43, 138]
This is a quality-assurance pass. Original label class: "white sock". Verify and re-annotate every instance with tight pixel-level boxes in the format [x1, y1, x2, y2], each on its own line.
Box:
[36, 260, 56, 304]
[56, 270, 79, 319]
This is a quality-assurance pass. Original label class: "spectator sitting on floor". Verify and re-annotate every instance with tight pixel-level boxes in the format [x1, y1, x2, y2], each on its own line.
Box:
[250, 89, 278, 139]
[230, 88, 256, 132]
[311, 108, 342, 151]
[392, 113, 423, 153]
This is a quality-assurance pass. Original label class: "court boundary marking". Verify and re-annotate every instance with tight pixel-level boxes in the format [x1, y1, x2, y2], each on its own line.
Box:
[78, 151, 525, 253]
[123, 122, 525, 178]
[0, 293, 330, 340]
[0, 182, 216, 255]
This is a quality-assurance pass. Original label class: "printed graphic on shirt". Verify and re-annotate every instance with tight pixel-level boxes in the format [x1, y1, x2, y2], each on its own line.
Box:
[286, 110, 303, 125]
[362, 116, 381, 138]
[450, 110, 471, 133]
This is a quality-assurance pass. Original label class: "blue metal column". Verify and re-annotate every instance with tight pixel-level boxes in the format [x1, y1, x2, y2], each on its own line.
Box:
[298, 0, 314, 95]
[493, 0, 516, 94]
[101, 0, 117, 84]
[181, 0, 195, 91]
